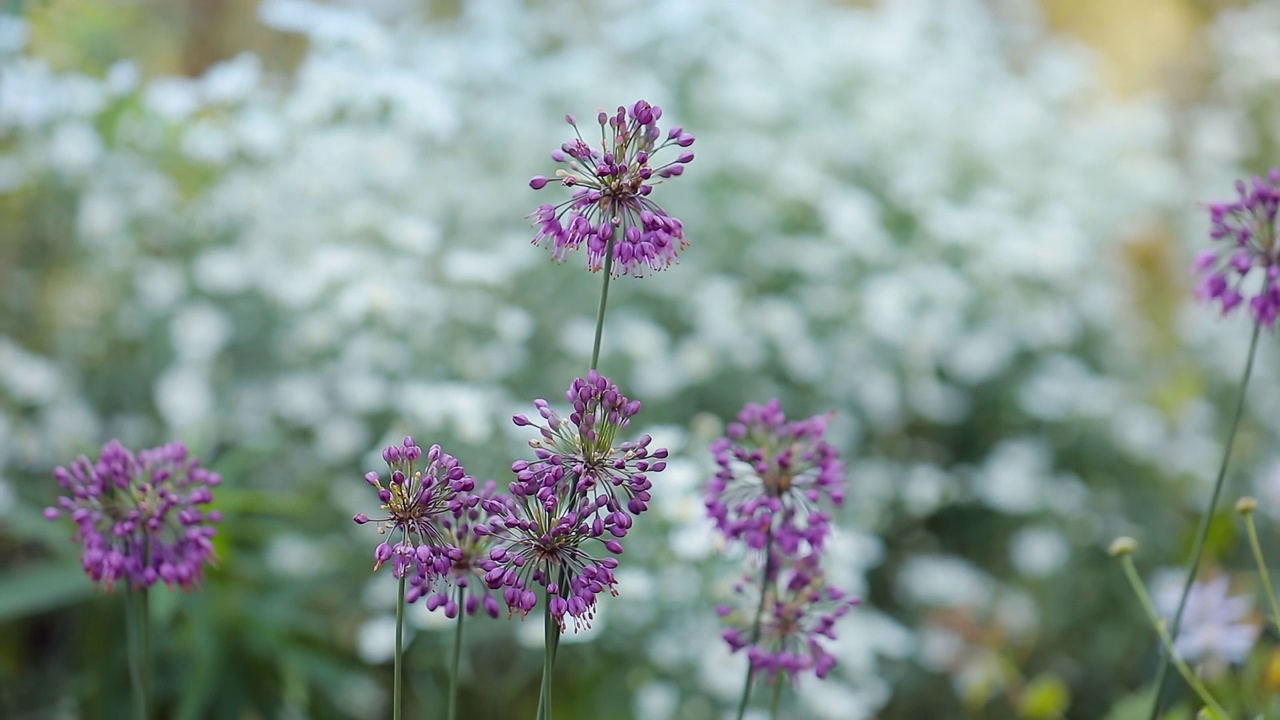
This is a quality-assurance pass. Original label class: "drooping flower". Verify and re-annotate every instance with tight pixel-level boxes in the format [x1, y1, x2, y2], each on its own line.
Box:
[45, 439, 222, 590]
[481, 373, 666, 630]
[718, 553, 859, 681]
[706, 399, 845, 557]
[412, 480, 514, 618]
[528, 99, 695, 277]
[353, 436, 476, 584]
[1156, 575, 1260, 665]
[1195, 169, 1280, 326]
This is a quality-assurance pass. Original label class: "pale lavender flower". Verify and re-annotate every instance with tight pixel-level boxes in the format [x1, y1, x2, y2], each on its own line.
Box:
[1156, 575, 1259, 665]
[529, 99, 694, 277]
[1195, 169, 1280, 326]
[45, 439, 221, 590]
[353, 436, 476, 585]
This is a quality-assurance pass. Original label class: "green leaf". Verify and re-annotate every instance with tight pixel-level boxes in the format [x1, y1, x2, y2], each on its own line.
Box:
[0, 561, 93, 622]
[1018, 673, 1071, 719]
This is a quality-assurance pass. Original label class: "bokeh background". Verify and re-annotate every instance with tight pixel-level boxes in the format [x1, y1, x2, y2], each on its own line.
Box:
[4, 0, 1280, 718]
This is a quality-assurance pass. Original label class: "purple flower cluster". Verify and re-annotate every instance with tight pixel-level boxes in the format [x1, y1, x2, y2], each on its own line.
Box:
[413, 481, 515, 618]
[707, 400, 856, 682]
[479, 373, 666, 631]
[45, 439, 221, 590]
[718, 554, 859, 680]
[529, 100, 695, 277]
[707, 399, 845, 555]
[1195, 169, 1280, 327]
[353, 437, 477, 582]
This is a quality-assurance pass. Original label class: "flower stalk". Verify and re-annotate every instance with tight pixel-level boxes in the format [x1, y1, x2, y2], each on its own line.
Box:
[394, 574, 406, 720]
[1238, 497, 1280, 632]
[449, 584, 466, 720]
[735, 526, 776, 720]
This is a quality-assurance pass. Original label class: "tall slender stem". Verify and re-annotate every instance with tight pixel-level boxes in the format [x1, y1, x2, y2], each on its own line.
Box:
[536, 590, 558, 720]
[589, 233, 617, 372]
[735, 525, 776, 720]
[1243, 511, 1280, 632]
[448, 585, 466, 720]
[125, 588, 148, 720]
[769, 676, 785, 720]
[1122, 556, 1229, 719]
[394, 574, 406, 720]
[1149, 319, 1262, 720]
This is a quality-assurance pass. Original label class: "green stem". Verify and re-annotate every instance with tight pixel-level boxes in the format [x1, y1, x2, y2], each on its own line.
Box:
[536, 591, 558, 720]
[448, 585, 465, 720]
[735, 525, 776, 720]
[589, 233, 617, 372]
[125, 588, 148, 720]
[1122, 556, 1230, 719]
[1244, 512, 1280, 633]
[1149, 318, 1262, 720]
[769, 676, 785, 720]
[394, 574, 406, 720]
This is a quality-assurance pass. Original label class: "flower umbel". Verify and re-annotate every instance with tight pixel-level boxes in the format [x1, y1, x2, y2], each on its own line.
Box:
[1195, 169, 1280, 326]
[707, 400, 845, 556]
[529, 100, 695, 277]
[353, 437, 476, 583]
[45, 439, 221, 590]
[413, 480, 514, 617]
[718, 553, 859, 681]
[482, 373, 666, 630]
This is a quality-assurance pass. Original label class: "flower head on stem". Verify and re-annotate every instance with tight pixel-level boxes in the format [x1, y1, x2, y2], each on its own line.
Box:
[1194, 168, 1280, 326]
[45, 439, 222, 590]
[413, 480, 515, 618]
[528, 100, 695, 277]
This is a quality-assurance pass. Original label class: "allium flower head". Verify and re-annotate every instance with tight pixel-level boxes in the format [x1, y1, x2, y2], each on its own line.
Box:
[481, 373, 666, 630]
[718, 554, 859, 681]
[45, 439, 221, 590]
[707, 400, 845, 555]
[1195, 169, 1280, 326]
[353, 436, 477, 583]
[412, 480, 515, 618]
[528, 99, 695, 277]
[1157, 575, 1260, 665]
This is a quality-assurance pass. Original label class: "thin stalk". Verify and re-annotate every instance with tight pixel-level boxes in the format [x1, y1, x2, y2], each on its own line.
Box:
[394, 574, 406, 720]
[448, 585, 466, 720]
[769, 676, 785, 720]
[125, 588, 148, 720]
[735, 525, 776, 720]
[1121, 556, 1229, 719]
[589, 233, 617, 372]
[141, 587, 151, 718]
[1244, 511, 1280, 632]
[536, 591, 558, 720]
[1149, 319, 1262, 720]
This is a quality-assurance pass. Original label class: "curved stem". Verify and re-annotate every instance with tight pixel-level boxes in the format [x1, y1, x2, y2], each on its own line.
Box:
[735, 525, 776, 720]
[589, 233, 617, 372]
[449, 585, 466, 720]
[1244, 512, 1280, 633]
[394, 574, 406, 720]
[1122, 556, 1229, 719]
[1149, 319, 1261, 720]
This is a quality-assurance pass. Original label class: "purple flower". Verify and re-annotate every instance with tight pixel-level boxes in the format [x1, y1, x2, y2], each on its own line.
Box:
[353, 436, 476, 584]
[528, 99, 695, 277]
[1195, 169, 1280, 327]
[412, 480, 515, 618]
[481, 373, 666, 630]
[707, 400, 845, 556]
[45, 439, 221, 591]
[718, 553, 859, 681]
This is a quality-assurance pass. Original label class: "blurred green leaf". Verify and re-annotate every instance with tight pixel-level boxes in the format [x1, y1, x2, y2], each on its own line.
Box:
[1018, 673, 1071, 719]
[0, 561, 92, 622]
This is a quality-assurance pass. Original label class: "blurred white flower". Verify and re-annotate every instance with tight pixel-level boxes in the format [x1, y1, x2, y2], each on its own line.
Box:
[1156, 576, 1259, 665]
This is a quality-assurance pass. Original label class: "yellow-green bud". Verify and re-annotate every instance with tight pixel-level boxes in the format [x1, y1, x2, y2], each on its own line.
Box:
[1236, 496, 1259, 515]
[1108, 536, 1137, 557]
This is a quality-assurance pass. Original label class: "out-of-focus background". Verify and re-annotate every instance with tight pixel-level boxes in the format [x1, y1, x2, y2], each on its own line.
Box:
[3, 0, 1280, 718]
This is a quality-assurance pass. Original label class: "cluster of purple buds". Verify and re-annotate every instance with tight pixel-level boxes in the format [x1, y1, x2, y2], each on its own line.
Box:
[718, 554, 859, 681]
[707, 399, 845, 556]
[45, 440, 221, 590]
[353, 437, 476, 585]
[529, 99, 695, 277]
[480, 373, 666, 630]
[413, 481, 515, 618]
[1195, 168, 1280, 327]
